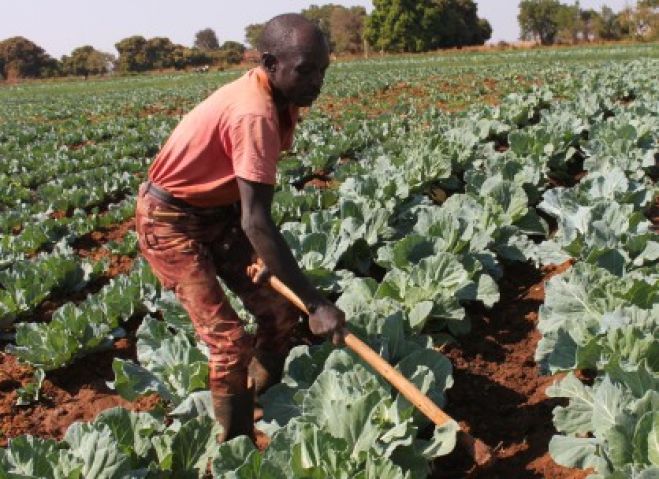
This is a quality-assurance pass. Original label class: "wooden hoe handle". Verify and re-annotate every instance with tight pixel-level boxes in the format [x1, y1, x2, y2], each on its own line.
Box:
[267, 275, 494, 467]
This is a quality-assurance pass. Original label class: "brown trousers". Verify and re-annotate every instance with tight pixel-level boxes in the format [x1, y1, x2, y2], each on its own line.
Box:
[135, 183, 299, 392]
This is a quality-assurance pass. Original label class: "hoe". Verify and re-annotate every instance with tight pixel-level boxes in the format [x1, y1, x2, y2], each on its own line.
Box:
[266, 274, 495, 468]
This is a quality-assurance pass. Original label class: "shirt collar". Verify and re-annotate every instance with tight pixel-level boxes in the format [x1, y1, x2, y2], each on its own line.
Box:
[253, 67, 299, 123]
[254, 67, 272, 95]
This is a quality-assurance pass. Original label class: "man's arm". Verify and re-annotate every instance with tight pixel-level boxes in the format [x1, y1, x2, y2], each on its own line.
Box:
[237, 177, 345, 343]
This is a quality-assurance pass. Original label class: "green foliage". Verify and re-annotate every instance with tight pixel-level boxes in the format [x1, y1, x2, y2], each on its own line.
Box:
[16, 368, 45, 406]
[0, 36, 59, 80]
[520, 0, 659, 44]
[0, 250, 105, 329]
[193, 27, 220, 51]
[7, 260, 159, 370]
[302, 4, 337, 43]
[548, 374, 659, 477]
[145, 37, 176, 70]
[300, 4, 367, 54]
[173, 46, 210, 70]
[111, 316, 209, 406]
[518, 0, 564, 45]
[217, 40, 246, 65]
[596, 6, 626, 40]
[0, 43, 657, 478]
[330, 6, 367, 54]
[0, 407, 223, 478]
[61, 45, 114, 78]
[245, 23, 265, 49]
[535, 263, 657, 375]
[114, 35, 149, 73]
[365, 0, 491, 53]
[115, 35, 211, 73]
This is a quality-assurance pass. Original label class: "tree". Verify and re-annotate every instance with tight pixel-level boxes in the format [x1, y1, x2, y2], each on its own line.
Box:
[218, 41, 245, 64]
[194, 28, 220, 51]
[555, 2, 581, 44]
[518, 0, 563, 45]
[62, 45, 113, 78]
[441, 0, 493, 47]
[366, 0, 431, 52]
[477, 18, 494, 44]
[365, 0, 491, 53]
[627, 1, 658, 40]
[244, 23, 265, 49]
[302, 4, 337, 48]
[115, 35, 149, 72]
[595, 6, 624, 40]
[301, 4, 368, 54]
[170, 45, 210, 70]
[329, 6, 367, 54]
[579, 8, 599, 41]
[146, 37, 175, 69]
[0, 36, 59, 80]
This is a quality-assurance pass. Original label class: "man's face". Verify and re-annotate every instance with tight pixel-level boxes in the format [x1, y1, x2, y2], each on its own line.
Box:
[266, 43, 330, 107]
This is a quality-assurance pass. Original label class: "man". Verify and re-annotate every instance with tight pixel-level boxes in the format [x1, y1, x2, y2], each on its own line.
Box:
[135, 14, 345, 442]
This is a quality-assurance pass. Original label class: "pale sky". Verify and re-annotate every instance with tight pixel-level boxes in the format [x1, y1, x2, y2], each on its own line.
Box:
[1, 0, 634, 59]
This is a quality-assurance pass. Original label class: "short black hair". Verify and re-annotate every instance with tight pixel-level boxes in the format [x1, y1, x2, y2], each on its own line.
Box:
[258, 13, 327, 55]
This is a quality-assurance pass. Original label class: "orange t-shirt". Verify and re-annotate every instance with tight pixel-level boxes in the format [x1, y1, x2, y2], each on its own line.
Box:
[148, 68, 299, 207]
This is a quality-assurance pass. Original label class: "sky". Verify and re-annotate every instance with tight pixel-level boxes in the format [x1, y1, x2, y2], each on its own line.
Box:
[1, 0, 635, 59]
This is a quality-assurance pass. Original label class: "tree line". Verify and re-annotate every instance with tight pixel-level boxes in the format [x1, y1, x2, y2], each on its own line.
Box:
[1, 0, 656, 80]
[245, 1, 492, 55]
[519, 0, 658, 45]
[0, 30, 246, 81]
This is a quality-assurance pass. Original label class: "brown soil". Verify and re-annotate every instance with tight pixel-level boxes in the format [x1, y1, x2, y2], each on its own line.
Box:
[49, 210, 68, 220]
[1, 255, 591, 478]
[0, 316, 160, 447]
[317, 74, 504, 120]
[73, 218, 135, 263]
[134, 103, 187, 118]
[303, 176, 339, 190]
[430, 259, 585, 479]
[30, 219, 136, 323]
[68, 140, 96, 151]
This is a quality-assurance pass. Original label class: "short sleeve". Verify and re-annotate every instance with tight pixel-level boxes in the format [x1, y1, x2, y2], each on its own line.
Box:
[230, 114, 281, 185]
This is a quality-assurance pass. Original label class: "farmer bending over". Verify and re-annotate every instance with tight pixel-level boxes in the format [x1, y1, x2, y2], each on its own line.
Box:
[135, 13, 345, 442]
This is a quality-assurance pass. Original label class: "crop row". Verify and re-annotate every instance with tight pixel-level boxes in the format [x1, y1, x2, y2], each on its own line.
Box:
[0, 48, 656, 478]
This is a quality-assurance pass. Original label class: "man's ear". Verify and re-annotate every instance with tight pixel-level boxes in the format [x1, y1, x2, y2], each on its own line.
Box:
[261, 52, 277, 73]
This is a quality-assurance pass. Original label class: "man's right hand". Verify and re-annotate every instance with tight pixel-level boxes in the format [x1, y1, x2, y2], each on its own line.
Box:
[308, 301, 346, 346]
[237, 178, 347, 346]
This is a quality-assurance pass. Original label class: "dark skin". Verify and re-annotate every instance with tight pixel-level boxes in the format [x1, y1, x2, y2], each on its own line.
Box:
[236, 28, 345, 345]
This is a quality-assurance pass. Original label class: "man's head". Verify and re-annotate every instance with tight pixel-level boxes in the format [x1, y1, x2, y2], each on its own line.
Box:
[259, 14, 330, 108]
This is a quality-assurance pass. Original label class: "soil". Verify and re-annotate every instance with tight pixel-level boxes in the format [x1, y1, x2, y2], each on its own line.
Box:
[1, 230, 591, 478]
[430, 259, 586, 479]
[2, 256, 588, 478]
[30, 219, 136, 323]
[1, 82, 599, 474]
[0, 315, 160, 447]
[72, 218, 135, 263]
[136, 103, 187, 118]
[317, 75, 505, 120]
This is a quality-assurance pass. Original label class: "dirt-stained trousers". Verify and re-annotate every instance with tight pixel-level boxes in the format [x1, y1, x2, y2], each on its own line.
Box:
[135, 183, 300, 393]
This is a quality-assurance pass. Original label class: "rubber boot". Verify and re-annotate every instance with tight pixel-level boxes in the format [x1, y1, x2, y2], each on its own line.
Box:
[211, 384, 255, 443]
[248, 349, 288, 396]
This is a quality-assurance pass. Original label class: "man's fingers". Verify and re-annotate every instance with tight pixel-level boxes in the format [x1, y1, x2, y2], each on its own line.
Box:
[253, 265, 270, 284]
[246, 262, 270, 285]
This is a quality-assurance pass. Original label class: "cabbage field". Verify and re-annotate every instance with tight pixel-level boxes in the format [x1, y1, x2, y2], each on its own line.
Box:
[0, 44, 657, 478]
